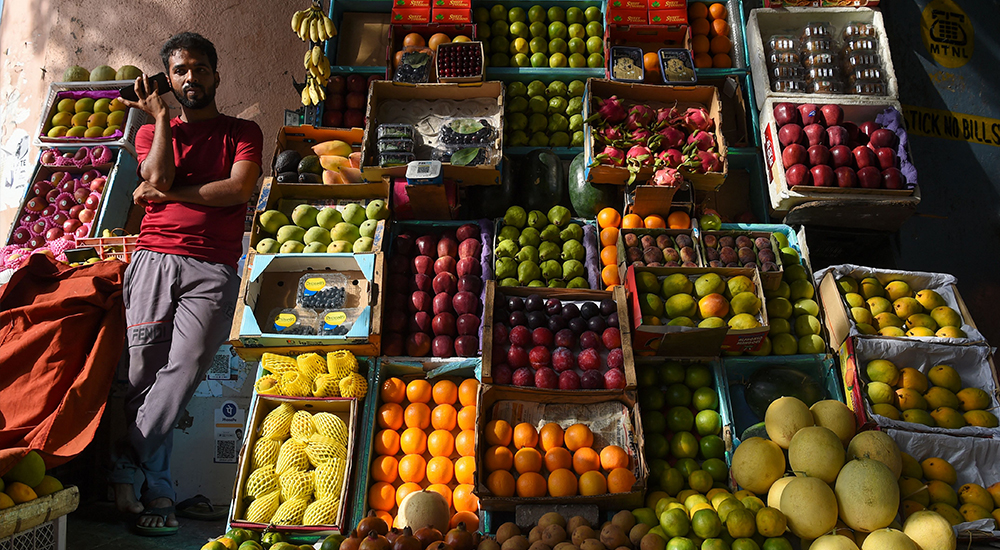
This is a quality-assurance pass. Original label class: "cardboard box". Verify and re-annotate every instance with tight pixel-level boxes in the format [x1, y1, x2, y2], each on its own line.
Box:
[764, 0, 880, 8]
[361, 81, 503, 186]
[249, 177, 389, 255]
[435, 41, 485, 83]
[626, 265, 770, 356]
[648, 9, 687, 25]
[229, 396, 357, 533]
[474, 384, 648, 510]
[269, 125, 365, 177]
[607, 0, 648, 9]
[229, 252, 384, 360]
[648, 0, 685, 8]
[391, 7, 431, 24]
[433, 0, 472, 7]
[481, 283, 637, 391]
[813, 264, 984, 350]
[746, 8, 897, 111]
[333, 13, 392, 67]
[606, 8, 649, 25]
[615, 226, 705, 286]
[432, 8, 472, 23]
[394, 0, 431, 7]
[584, 80, 728, 190]
[699, 230, 784, 290]
[839, 336, 999, 437]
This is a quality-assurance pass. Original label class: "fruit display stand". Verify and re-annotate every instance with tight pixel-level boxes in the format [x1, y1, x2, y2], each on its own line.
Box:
[250, 176, 390, 254]
[228, 252, 385, 360]
[229, 395, 359, 534]
[626, 265, 769, 356]
[887, 429, 1000, 541]
[32, 80, 148, 156]
[723, 354, 841, 446]
[480, 282, 636, 390]
[839, 336, 1000, 437]
[0, 486, 78, 539]
[814, 264, 984, 351]
[474, 383, 648, 511]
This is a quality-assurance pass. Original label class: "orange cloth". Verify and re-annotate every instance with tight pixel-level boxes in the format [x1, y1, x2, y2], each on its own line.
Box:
[0, 254, 126, 475]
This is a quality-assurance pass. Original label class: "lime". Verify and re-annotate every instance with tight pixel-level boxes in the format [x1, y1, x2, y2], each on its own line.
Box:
[693, 387, 719, 411]
[793, 298, 820, 317]
[474, 7, 490, 23]
[529, 21, 547, 37]
[547, 6, 565, 21]
[528, 5, 546, 22]
[510, 37, 530, 55]
[732, 539, 760, 550]
[490, 4, 507, 21]
[670, 431, 699, 458]
[527, 95, 548, 113]
[530, 52, 548, 67]
[642, 409, 667, 433]
[508, 6, 526, 22]
[568, 53, 587, 68]
[491, 36, 509, 54]
[526, 80, 546, 96]
[761, 537, 793, 550]
[645, 433, 669, 459]
[568, 79, 586, 96]
[648, 457, 668, 480]
[528, 132, 549, 147]
[477, 23, 491, 39]
[586, 36, 604, 56]
[586, 21, 604, 37]
[587, 52, 605, 68]
[568, 23, 587, 39]
[666, 537, 696, 550]
[512, 53, 530, 67]
[507, 81, 528, 96]
[660, 361, 687, 384]
[702, 540, 729, 550]
[565, 6, 584, 24]
[549, 37, 568, 53]
[549, 52, 568, 67]
[685, 364, 713, 389]
[659, 467, 684, 496]
[509, 21, 529, 39]
[568, 37, 587, 54]
[689, 470, 714, 493]
[546, 80, 568, 96]
[675, 457, 699, 478]
[491, 20, 509, 37]
[699, 435, 726, 460]
[768, 318, 791, 335]
[659, 507, 690, 537]
[584, 6, 602, 21]
[529, 37, 548, 54]
[550, 132, 570, 147]
[665, 383, 692, 406]
[692, 509, 722, 538]
[695, 409, 722, 436]
[666, 406, 694, 432]
[634, 507, 659, 527]
[637, 366, 658, 387]
[548, 21, 568, 40]
[640, 388, 665, 411]
[702, 457, 729, 482]
[508, 112, 528, 130]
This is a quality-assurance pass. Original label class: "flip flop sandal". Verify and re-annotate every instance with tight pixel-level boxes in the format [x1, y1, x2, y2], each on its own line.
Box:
[133, 506, 179, 536]
[176, 495, 229, 521]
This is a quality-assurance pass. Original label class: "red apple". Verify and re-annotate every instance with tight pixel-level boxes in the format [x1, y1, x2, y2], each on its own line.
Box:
[45, 227, 63, 241]
[458, 238, 480, 259]
[437, 236, 458, 258]
[456, 257, 481, 278]
[10, 226, 30, 244]
[432, 335, 454, 358]
[433, 256, 457, 275]
[40, 205, 57, 217]
[322, 109, 343, 128]
[52, 212, 68, 225]
[810, 165, 835, 187]
[456, 223, 480, 242]
[432, 272, 458, 295]
[432, 292, 453, 315]
[410, 291, 432, 313]
[415, 235, 436, 256]
[84, 193, 101, 210]
[80, 169, 101, 184]
[432, 312, 457, 336]
[25, 197, 46, 212]
[31, 180, 52, 197]
[78, 208, 96, 223]
[89, 177, 107, 192]
[452, 291, 477, 315]
[406, 332, 432, 356]
[785, 164, 812, 186]
[344, 109, 364, 128]
[74, 187, 91, 203]
[346, 74, 367, 93]
[453, 335, 478, 357]
[345, 92, 366, 110]
[382, 332, 405, 355]
[881, 167, 905, 189]
[68, 204, 85, 219]
[328, 75, 346, 95]
[457, 275, 481, 294]
[74, 223, 91, 239]
[857, 166, 881, 188]
[834, 167, 858, 188]
[412, 255, 434, 275]
[63, 219, 82, 233]
[386, 309, 408, 332]
[410, 311, 433, 333]
[456, 314, 479, 335]
[46, 188, 61, 202]
[326, 94, 345, 111]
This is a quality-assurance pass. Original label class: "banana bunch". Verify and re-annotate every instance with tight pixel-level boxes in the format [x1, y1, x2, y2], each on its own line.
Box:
[301, 46, 330, 106]
[301, 75, 327, 106]
[291, 3, 337, 43]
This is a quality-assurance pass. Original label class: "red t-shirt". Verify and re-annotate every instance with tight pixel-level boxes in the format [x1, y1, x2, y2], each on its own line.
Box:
[134, 115, 263, 268]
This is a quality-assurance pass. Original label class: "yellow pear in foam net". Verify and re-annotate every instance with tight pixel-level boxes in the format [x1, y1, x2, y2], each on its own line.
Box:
[275, 439, 309, 475]
[313, 456, 347, 500]
[327, 350, 358, 378]
[313, 374, 340, 397]
[260, 403, 295, 440]
[297, 352, 327, 380]
[246, 467, 279, 498]
[279, 469, 314, 501]
[253, 438, 281, 469]
[271, 495, 311, 525]
[338, 371, 368, 398]
[244, 490, 280, 523]
[312, 412, 348, 443]
[255, 374, 282, 395]
[290, 410, 317, 442]
[262, 353, 298, 375]
[302, 496, 341, 525]
[280, 371, 313, 397]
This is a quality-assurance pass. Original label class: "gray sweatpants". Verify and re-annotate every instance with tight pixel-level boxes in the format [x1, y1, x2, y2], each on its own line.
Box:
[109, 249, 240, 504]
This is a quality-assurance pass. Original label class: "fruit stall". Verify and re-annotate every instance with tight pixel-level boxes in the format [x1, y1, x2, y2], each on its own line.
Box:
[2, 1, 999, 550]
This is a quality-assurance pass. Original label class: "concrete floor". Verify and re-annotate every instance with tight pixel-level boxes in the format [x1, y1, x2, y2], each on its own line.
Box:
[65, 501, 225, 550]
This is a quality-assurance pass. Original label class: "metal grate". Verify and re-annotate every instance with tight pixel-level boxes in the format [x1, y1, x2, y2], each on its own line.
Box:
[0, 520, 56, 550]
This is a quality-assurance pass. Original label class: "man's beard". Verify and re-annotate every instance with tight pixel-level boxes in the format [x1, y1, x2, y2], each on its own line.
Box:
[173, 84, 215, 109]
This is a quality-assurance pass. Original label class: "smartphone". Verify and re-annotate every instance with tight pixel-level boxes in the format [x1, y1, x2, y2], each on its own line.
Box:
[118, 73, 170, 101]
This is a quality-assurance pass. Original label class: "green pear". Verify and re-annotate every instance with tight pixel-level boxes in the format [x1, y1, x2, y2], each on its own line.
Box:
[527, 210, 548, 230]
[259, 209, 290, 234]
[547, 205, 571, 227]
[566, 277, 589, 288]
[496, 257, 518, 279]
[559, 223, 583, 242]
[504, 206, 527, 228]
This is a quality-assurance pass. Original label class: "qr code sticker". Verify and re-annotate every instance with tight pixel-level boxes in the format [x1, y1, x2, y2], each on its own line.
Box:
[215, 439, 237, 463]
[207, 353, 230, 380]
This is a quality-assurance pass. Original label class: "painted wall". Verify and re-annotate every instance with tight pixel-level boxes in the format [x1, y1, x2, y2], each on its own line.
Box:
[0, 0, 311, 240]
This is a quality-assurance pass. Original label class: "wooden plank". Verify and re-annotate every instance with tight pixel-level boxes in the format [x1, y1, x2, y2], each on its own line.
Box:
[0, 486, 79, 538]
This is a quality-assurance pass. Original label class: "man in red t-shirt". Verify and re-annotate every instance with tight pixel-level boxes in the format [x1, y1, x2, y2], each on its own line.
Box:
[108, 32, 262, 535]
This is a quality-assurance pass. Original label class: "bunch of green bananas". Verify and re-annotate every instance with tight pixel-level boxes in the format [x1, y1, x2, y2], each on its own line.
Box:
[291, 3, 337, 42]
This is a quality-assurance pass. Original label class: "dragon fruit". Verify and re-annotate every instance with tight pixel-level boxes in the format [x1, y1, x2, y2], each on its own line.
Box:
[655, 104, 682, 126]
[626, 145, 652, 165]
[628, 129, 653, 145]
[593, 146, 625, 167]
[687, 130, 716, 152]
[624, 104, 655, 131]
[651, 167, 683, 187]
[657, 126, 686, 149]
[681, 107, 714, 132]
[586, 95, 628, 125]
[599, 125, 625, 143]
[655, 149, 684, 169]
[686, 150, 722, 173]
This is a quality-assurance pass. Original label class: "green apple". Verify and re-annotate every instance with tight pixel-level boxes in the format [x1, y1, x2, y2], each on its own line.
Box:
[568, 23, 586, 39]
[586, 21, 604, 37]
[508, 96, 529, 112]
[586, 36, 604, 54]
[566, 6, 585, 24]
[510, 37, 530, 55]
[509, 112, 528, 130]
[550, 132, 570, 147]
[527, 5, 546, 22]
[528, 113, 548, 133]
[507, 81, 528, 96]
[528, 95, 548, 113]
[529, 37, 548, 54]
[568, 53, 587, 67]
[568, 37, 587, 55]
[587, 52, 604, 68]
[549, 37, 568, 54]
[530, 52, 548, 67]
[548, 96, 568, 114]
[474, 7, 490, 23]
[549, 52, 568, 67]
[527, 80, 546, 96]
[509, 130, 529, 146]
[491, 52, 510, 67]
[548, 21, 568, 40]
[509, 21, 529, 38]
[528, 132, 549, 147]
[584, 6, 602, 21]
[568, 79, 586, 96]
[508, 6, 526, 22]
[489, 4, 506, 21]
[512, 53, 530, 66]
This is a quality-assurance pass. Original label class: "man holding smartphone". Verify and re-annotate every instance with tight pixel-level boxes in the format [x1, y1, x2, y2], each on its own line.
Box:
[108, 32, 263, 535]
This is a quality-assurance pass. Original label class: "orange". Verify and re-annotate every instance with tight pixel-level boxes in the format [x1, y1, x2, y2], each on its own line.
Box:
[403, 33, 426, 48]
[514, 447, 543, 474]
[608, 468, 637, 493]
[601, 245, 618, 267]
[399, 453, 426, 483]
[691, 18, 710, 36]
[602, 265, 621, 287]
[381, 377, 406, 403]
[400, 427, 427, 455]
[694, 52, 713, 68]
[371, 455, 399, 482]
[513, 422, 539, 449]
[667, 211, 691, 229]
[457, 405, 477, 431]
[711, 19, 729, 37]
[710, 34, 732, 55]
[598, 207, 622, 229]
[644, 215, 667, 229]
[427, 33, 451, 51]
[406, 379, 432, 403]
[428, 430, 455, 457]
[579, 470, 608, 496]
[548, 468, 579, 497]
[516, 472, 547, 498]
[455, 429, 476, 457]
[565, 423, 594, 451]
[688, 2, 709, 19]
[709, 3, 727, 20]
[453, 484, 479, 512]
[712, 53, 732, 68]
[396, 482, 422, 506]
[622, 214, 643, 229]
[375, 510, 393, 527]
[573, 447, 602, 474]
[643, 52, 660, 73]
[600, 226, 619, 247]
[458, 378, 478, 406]
[544, 447, 573, 472]
[369, 481, 396, 511]
[394, 50, 404, 69]
[427, 456, 454, 484]
[484, 445, 514, 472]
[374, 429, 400, 456]
[431, 404, 458, 431]
[455, 456, 476, 484]
[487, 470, 516, 497]
[485, 419, 513, 446]
[600, 445, 630, 470]
[426, 483, 452, 507]
[451, 511, 480, 531]
[693, 35, 711, 54]
[540, 422, 564, 451]
[404, 402, 431, 429]
[432, 379, 458, 405]
[378, 403, 404, 430]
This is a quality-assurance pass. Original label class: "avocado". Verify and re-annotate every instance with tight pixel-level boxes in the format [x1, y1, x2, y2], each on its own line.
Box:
[275, 149, 302, 173]
[277, 171, 299, 183]
[297, 172, 322, 183]
[297, 155, 323, 175]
